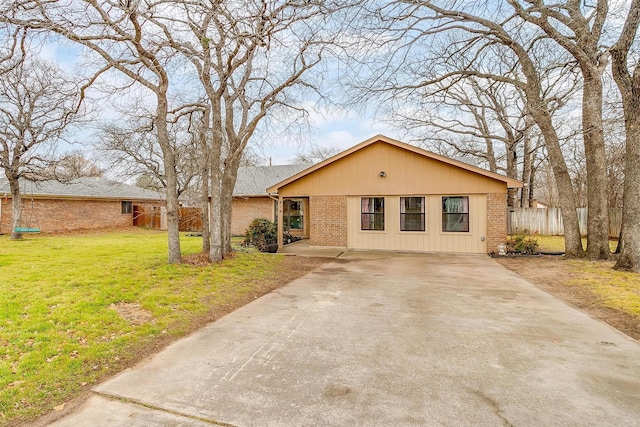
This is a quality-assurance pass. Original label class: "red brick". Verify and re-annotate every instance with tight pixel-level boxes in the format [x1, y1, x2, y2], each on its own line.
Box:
[0, 197, 162, 234]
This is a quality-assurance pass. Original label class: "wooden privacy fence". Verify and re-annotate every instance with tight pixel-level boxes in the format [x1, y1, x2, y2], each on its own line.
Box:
[133, 205, 162, 229]
[134, 205, 202, 232]
[178, 207, 202, 232]
[509, 207, 622, 238]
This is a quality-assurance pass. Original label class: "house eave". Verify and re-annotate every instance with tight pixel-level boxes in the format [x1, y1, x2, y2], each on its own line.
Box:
[1, 194, 164, 202]
[266, 135, 524, 192]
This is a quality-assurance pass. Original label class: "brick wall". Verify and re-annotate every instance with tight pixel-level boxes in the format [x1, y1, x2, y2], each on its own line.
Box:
[0, 198, 11, 233]
[487, 193, 507, 253]
[309, 195, 347, 247]
[231, 197, 274, 236]
[0, 197, 162, 234]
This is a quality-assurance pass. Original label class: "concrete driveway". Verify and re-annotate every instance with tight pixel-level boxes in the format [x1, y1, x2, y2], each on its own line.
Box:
[52, 252, 640, 426]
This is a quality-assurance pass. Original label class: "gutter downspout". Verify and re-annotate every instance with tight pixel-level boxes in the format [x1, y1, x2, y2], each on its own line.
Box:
[268, 193, 283, 250]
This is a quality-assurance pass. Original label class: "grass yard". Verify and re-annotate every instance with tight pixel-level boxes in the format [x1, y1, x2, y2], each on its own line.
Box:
[0, 229, 322, 425]
[569, 260, 640, 317]
[535, 235, 619, 253]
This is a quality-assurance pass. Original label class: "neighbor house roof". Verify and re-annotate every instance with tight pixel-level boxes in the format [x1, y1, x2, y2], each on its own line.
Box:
[0, 177, 164, 201]
[267, 135, 523, 193]
[233, 164, 312, 197]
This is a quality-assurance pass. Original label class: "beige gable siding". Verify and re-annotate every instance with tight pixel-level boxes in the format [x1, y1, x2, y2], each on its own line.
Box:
[278, 141, 506, 198]
[346, 195, 488, 253]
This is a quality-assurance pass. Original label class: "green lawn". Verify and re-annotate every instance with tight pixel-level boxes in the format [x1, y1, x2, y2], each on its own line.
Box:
[568, 260, 640, 316]
[518, 235, 639, 318]
[529, 235, 618, 253]
[0, 230, 284, 424]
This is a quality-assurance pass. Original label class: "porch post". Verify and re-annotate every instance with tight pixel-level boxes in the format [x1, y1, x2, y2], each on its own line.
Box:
[277, 195, 284, 250]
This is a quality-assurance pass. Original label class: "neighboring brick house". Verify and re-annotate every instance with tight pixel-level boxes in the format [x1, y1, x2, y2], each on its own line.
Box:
[266, 135, 522, 254]
[0, 177, 164, 234]
[231, 164, 311, 236]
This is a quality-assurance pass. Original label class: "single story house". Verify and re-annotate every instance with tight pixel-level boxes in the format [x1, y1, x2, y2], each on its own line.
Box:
[265, 135, 522, 254]
[0, 177, 164, 234]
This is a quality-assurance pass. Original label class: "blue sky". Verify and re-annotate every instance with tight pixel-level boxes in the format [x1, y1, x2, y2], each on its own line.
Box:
[38, 36, 404, 167]
[258, 106, 403, 165]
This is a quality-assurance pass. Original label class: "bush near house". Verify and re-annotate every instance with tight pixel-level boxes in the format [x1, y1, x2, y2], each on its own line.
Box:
[506, 232, 539, 255]
[243, 218, 278, 252]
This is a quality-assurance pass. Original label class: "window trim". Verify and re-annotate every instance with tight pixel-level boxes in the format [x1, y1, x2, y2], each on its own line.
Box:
[400, 196, 425, 232]
[121, 201, 133, 215]
[441, 196, 470, 233]
[361, 197, 385, 231]
[283, 199, 304, 230]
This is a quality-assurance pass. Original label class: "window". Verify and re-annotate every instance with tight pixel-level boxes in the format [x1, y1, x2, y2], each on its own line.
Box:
[283, 199, 303, 229]
[400, 197, 425, 231]
[121, 201, 133, 214]
[361, 197, 384, 230]
[442, 196, 469, 232]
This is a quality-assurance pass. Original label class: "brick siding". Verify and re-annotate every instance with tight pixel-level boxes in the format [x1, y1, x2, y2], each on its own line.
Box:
[231, 197, 275, 236]
[0, 197, 162, 234]
[487, 193, 507, 253]
[309, 195, 347, 247]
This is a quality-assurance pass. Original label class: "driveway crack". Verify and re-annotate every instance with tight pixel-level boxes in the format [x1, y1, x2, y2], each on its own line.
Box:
[92, 391, 240, 426]
[469, 389, 514, 427]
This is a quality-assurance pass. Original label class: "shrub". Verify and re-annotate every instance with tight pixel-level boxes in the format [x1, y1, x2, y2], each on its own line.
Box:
[243, 218, 277, 252]
[506, 232, 539, 255]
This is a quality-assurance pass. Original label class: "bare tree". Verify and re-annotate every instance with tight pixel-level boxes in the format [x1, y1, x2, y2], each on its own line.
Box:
[610, 0, 640, 271]
[152, 0, 350, 261]
[0, 25, 27, 75]
[5, 0, 184, 262]
[520, 115, 544, 208]
[49, 150, 103, 179]
[99, 115, 200, 200]
[507, 0, 611, 259]
[0, 46, 81, 239]
[350, 2, 584, 256]
[601, 73, 627, 210]
[291, 145, 339, 164]
[386, 76, 543, 207]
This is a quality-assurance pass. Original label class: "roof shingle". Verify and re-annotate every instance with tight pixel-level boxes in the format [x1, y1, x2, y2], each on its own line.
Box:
[233, 164, 311, 196]
[0, 177, 164, 201]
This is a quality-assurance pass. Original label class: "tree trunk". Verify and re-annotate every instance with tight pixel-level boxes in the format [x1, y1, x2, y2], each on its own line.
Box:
[506, 141, 518, 208]
[201, 161, 210, 254]
[527, 104, 583, 257]
[209, 171, 223, 262]
[613, 113, 640, 272]
[208, 116, 224, 263]
[220, 166, 238, 257]
[528, 151, 537, 208]
[520, 116, 533, 208]
[582, 74, 611, 260]
[220, 182, 233, 257]
[9, 177, 22, 240]
[498, 25, 584, 256]
[611, 0, 640, 271]
[485, 137, 497, 173]
[199, 108, 211, 254]
[156, 96, 181, 263]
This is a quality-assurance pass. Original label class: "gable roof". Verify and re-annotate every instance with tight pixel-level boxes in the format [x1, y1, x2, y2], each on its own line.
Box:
[0, 177, 164, 201]
[233, 164, 312, 197]
[267, 135, 523, 193]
